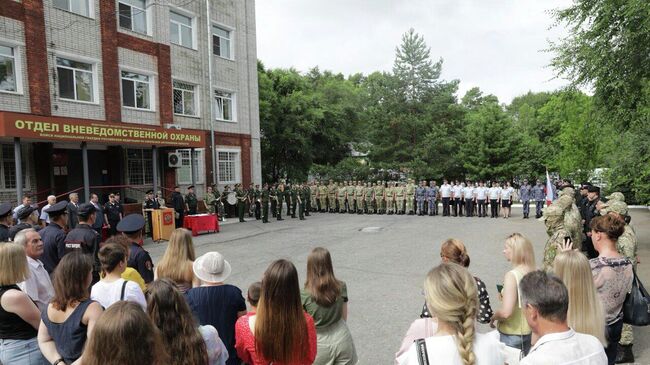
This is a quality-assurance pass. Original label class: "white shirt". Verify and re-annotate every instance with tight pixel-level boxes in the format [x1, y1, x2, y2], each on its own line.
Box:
[440, 184, 452, 198]
[521, 329, 607, 365]
[452, 186, 463, 199]
[40, 204, 52, 223]
[476, 187, 488, 200]
[397, 332, 504, 365]
[91, 278, 147, 310]
[501, 187, 514, 200]
[462, 187, 474, 199]
[18, 256, 54, 312]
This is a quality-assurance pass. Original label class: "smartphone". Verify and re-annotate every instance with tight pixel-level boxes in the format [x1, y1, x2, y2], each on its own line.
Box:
[496, 284, 504, 294]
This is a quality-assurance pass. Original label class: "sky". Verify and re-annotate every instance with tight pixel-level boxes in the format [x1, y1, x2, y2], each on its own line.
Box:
[255, 0, 575, 103]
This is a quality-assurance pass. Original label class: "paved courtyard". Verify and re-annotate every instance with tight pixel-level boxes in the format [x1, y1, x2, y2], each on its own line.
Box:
[146, 207, 650, 365]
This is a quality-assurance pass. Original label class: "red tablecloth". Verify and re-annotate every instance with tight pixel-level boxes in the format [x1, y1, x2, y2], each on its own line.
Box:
[183, 214, 220, 236]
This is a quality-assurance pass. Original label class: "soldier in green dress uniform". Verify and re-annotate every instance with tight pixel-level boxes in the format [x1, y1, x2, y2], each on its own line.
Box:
[298, 184, 307, 220]
[235, 184, 247, 222]
[270, 184, 278, 218]
[185, 186, 198, 215]
[290, 185, 299, 218]
[305, 182, 312, 216]
[285, 183, 293, 217]
[261, 183, 270, 223]
[254, 184, 262, 220]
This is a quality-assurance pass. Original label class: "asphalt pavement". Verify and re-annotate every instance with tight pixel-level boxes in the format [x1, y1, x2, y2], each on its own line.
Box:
[145, 207, 650, 365]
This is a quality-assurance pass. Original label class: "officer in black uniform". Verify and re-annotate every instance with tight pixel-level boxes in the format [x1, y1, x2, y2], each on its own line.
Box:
[0, 202, 13, 242]
[40, 201, 69, 274]
[143, 190, 159, 238]
[9, 205, 40, 241]
[185, 185, 198, 215]
[117, 214, 154, 285]
[103, 193, 122, 237]
[171, 185, 185, 228]
[64, 203, 101, 283]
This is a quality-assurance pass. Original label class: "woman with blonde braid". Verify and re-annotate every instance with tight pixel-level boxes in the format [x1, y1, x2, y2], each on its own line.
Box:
[396, 263, 504, 365]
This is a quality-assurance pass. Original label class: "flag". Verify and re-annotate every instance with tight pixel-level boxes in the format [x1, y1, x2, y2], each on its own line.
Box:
[545, 169, 554, 206]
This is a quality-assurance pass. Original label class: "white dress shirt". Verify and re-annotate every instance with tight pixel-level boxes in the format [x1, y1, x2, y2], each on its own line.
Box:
[40, 204, 52, 224]
[476, 187, 488, 200]
[489, 187, 501, 200]
[440, 184, 452, 198]
[452, 186, 463, 199]
[521, 329, 607, 365]
[18, 256, 55, 312]
[501, 187, 514, 200]
[462, 187, 474, 199]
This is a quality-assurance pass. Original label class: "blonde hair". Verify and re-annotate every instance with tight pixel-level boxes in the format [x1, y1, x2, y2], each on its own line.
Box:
[156, 228, 196, 285]
[505, 233, 536, 269]
[424, 263, 477, 365]
[0, 243, 30, 285]
[553, 251, 607, 346]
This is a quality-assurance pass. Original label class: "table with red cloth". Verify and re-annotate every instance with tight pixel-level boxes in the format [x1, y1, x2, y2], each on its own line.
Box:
[183, 214, 220, 236]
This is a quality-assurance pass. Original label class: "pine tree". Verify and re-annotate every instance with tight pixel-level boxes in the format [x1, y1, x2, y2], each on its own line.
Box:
[393, 28, 442, 101]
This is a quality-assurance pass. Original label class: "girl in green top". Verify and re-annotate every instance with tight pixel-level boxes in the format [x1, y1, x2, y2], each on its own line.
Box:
[301, 247, 358, 365]
[490, 233, 536, 355]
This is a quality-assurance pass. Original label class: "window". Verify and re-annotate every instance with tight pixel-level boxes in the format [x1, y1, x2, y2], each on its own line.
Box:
[126, 148, 153, 185]
[0, 45, 17, 93]
[56, 57, 94, 102]
[1, 144, 28, 190]
[217, 150, 239, 184]
[170, 11, 193, 48]
[177, 149, 204, 184]
[53, 0, 91, 17]
[121, 71, 151, 110]
[212, 26, 231, 59]
[214, 90, 234, 121]
[173, 80, 197, 116]
[118, 0, 147, 34]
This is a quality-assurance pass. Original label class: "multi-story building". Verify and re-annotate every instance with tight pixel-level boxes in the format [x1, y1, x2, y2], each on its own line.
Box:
[0, 0, 261, 205]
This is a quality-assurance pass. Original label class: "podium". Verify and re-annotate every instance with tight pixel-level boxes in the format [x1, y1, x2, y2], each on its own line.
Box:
[152, 208, 175, 241]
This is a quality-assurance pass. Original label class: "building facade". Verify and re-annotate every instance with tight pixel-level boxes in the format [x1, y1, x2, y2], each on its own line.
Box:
[0, 0, 261, 205]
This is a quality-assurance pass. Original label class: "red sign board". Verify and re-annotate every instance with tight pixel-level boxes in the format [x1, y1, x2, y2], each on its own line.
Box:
[0, 112, 204, 148]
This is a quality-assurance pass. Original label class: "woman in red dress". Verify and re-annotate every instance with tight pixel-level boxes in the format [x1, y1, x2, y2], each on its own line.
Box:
[235, 259, 316, 365]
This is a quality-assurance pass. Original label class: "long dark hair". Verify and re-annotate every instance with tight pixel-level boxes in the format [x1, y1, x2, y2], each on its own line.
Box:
[305, 247, 341, 307]
[146, 279, 208, 365]
[52, 252, 92, 311]
[83, 301, 168, 365]
[255, 259, 309, 363]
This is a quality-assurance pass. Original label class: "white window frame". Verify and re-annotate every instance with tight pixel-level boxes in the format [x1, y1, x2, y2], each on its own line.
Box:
[172, 79, 199, 117]
[176, 148, 205, 185]
[169, 9, 196, 50]
[117, 0, 149, 35]
[52, 0, 94, 18]
[120, 68, 155, 111]
[0, 41, 23, 95]
[214, 89, 236, 122]
[216, 148, 241, 185]
[125, 148, 153, 186]
[55, 55, 98, 104]
[211, 23, 234, 60]
[0, 144, 30, 191]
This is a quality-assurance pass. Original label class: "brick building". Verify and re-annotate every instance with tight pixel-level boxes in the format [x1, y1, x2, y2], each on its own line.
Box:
[0, 0, 261, 205]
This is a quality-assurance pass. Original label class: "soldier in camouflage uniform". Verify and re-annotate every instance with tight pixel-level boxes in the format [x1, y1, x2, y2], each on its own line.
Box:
[395, 182, 406, 215]
[416, 181, 427, 216]
[405, 179, 416, 215]
[337, 183, 347, 213]
[346, 181, 356, 213]
[600, 199, 637, 362]
[539, 204, 569, 271]
[364, 182, 373, 214]
[328, 181, 337, 212]
[376, 181, 385, 214]
[318, 181, 327, 212]
[556, 188, 583, 251]
[386, 182, 395, 215]
[204, 185, 217, 214]
[354, 182, 364, 215]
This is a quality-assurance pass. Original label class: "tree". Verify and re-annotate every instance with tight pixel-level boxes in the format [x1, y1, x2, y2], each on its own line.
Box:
[393, 28, 442, 102]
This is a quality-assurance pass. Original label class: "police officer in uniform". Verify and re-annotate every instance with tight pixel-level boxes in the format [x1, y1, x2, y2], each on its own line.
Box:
[142, 190, 159, 238]
[261, 183, 270, 223]
[40, 201, 69, 274]
[427, 181, 438, 216]
[532, 180, 546, 218]
[9, 206, 40, 241]
[185, 185, 198, 215]
[117, 214, 154, 285]
[104, 193, 122, 236]
[416, 181, 427, 216]
[64, 203, 101, 283]
[171, 186, 185, 228]
[0, 202, 13, 242]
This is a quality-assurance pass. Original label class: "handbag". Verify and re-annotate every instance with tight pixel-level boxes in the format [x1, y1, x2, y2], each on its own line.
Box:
[415, 338, 430, 365]
[623, 268, 650, 326]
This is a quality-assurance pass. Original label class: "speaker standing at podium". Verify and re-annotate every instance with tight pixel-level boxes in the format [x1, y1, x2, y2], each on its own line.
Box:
[171, 186, 185, 228]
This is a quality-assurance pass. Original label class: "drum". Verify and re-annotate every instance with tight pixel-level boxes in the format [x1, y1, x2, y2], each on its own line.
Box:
[227, 192, 237, 205]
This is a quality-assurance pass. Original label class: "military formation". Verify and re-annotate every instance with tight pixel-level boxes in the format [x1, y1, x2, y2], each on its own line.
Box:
[538, 182, 638, 363]
[201, 179, 551, 224]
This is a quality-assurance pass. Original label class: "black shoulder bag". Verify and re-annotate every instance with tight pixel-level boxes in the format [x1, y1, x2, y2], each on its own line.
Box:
[623, 269, 650, 326]
[415, 338, 430, 365]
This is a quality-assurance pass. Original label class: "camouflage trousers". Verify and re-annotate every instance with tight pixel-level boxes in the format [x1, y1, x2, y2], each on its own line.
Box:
[620, 324, 633, 345]
[396, 198, 405, 212]
[406, 196, 415, 212]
